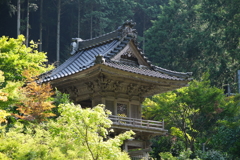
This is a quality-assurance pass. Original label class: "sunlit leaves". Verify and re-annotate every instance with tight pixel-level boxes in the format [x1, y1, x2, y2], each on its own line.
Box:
[142, 78, 226, 151]
[14, 70, 55, 123]
[0, 109, 10, 124]
[0, 35, 53, 82]
[0, 104, 134, 160]
[55, 103, 134, 159]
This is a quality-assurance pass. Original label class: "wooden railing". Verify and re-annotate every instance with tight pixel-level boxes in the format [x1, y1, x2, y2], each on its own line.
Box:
[108, 115, 164, 131]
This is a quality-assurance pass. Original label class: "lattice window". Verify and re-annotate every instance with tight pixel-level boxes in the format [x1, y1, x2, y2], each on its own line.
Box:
[117, 103, 127, 116]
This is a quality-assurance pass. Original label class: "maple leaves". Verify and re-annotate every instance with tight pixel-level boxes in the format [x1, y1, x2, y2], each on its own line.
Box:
[14, 70, 55, 123]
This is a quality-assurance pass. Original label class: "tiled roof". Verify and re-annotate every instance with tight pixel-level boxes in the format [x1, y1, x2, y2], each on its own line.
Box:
[42, 40, 119, 82]
[153, 66, 192, 79]
[41, 21, 192, 83]
[103, 61, 188, 81]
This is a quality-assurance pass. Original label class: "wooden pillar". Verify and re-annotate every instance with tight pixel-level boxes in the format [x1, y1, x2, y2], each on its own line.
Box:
[142, 152, 149, 160]
[138, 103, 142, 119]
[101, 97, 105, 105]
[91, 99, 95, 108]
[114, 99, 117, 115]
[128, 101, 131, 117]
[122, 141, 128, 152]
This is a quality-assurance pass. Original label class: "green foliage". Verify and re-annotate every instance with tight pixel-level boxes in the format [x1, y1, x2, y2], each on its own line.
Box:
[145, 0, 201, 72]
[150, 135, 185, 159]
[0, 104, 134, 160]
[0, 70, 7, 102]
[53, 103, 134, 160]
[145, 0, 240, 88]
[0, 109, 10, 124]
[143, 78, 226, 151]
[218, 94, 240, 128]
[0, 69, 22, 114]
[150, 136, 172, 159]
[0, 35, 54, 112]
[0, 35, 53, 82]
[195, 150, 230, 160]
[53, 89, 71, 107]
[144, 77, 240, 159]
[160, 152, 176, 160]
[171, 139, 185, 157]
[209, 118, 240, 158]
[160, 149, 201, 160]
[204, 94, 240, 159]
[171, 127, 184, 139]
[52, 89, 72, 117]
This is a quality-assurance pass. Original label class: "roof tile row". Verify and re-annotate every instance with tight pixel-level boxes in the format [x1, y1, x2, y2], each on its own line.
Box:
[41, 22, 191, 83]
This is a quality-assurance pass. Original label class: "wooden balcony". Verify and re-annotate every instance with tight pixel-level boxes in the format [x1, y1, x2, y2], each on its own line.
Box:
[109, 115, 167, 135]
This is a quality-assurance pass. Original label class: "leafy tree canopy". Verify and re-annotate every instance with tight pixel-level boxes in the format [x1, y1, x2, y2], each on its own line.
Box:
[13, 70, 56, 123]
[0, 35, 53, 82]
[145, 0, 240, 88]
[143, 76, 226, 151]
[0, 104, 134, 160]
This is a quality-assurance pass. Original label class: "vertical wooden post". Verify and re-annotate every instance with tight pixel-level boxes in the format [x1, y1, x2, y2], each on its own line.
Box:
[114, 99, 117, 115]
[91, 99, 94, 108]
[101, 97, 105, 105]
[162, 119, 164, 129]
[128, 101, 131, 117]
[138, 103, 142, 119]
[123, 141, 128, 152]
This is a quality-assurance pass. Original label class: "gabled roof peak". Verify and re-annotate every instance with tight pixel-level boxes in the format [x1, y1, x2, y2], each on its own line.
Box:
[70, 20, 138, 55]
[121, 20, 136, 28]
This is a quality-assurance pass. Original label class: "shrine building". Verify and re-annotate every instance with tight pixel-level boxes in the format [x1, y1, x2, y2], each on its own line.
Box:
[41, 20, 192, 159]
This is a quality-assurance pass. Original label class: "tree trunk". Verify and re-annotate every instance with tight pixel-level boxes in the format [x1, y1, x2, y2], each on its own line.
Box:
[56, 0, 61, 66]
[77, 0, 81, 38]
[26, 0, 29, 47]
[39, 0, 43, 52]
[143, 13, 146, 52]
[90, 3, 93, 39]
[17, 0, 21, 36]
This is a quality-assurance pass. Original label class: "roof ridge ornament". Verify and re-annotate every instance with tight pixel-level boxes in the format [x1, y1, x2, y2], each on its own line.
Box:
[70, 38, 83, 55]
[95, 54, 105, 64]
[123, 20, 136, 28]
[118, 20, 137, 42]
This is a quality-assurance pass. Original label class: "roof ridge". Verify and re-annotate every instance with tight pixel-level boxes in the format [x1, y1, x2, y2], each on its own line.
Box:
[153, 66, 192, 79]
[70, 20, 138, 55]
[103, 61, 188, 81]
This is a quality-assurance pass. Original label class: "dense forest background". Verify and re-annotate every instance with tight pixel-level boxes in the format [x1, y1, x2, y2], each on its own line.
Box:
[0, 0, 166, 63]
[1, 0, 240, 90]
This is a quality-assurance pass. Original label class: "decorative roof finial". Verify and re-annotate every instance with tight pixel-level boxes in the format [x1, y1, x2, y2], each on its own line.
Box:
[123, 20, 136, 28]
[95, 54, 105, 64]
[70, 38, 83, 55]
[117, 20, 137, 42]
